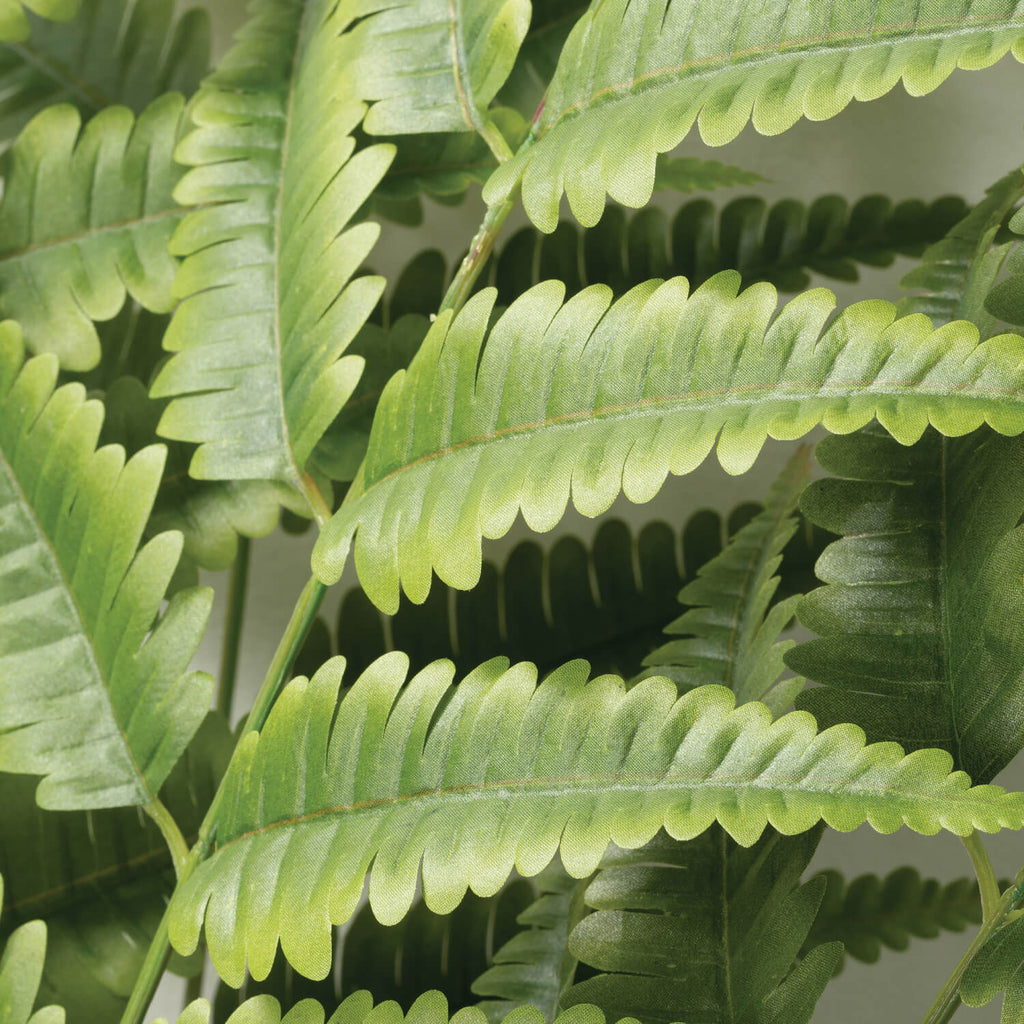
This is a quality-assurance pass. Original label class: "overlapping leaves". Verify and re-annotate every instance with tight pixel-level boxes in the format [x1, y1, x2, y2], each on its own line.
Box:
[168, 652, 1024, 987]
[313, 273, 1024, 612]
[484, 0, 1024, 231]
[0, 322, 213, 808]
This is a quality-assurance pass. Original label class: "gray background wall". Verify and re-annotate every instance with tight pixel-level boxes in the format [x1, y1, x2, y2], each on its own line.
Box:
[151, 3, 1024, 1020]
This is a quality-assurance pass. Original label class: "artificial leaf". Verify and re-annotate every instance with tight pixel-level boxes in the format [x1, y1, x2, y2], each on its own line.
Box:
[641, 447, 809, 709]
[312, 274, 1024, 612]
[0, 875, 63, 1024]
[353, 0, 530, 137]
[0, 321, 213, 808]
[486, 194, 969, 304]
[961, 914, 1024, 1020]
[562, 828, 839, 1024]
[0, 93, 187, 370]
[151, 0, 394, 494]
[806, 866, 985, 967]
[168, 653, 1024, 986]
[653, 157, 766, 194]
[0, 0, 76, 43]
[986, 197, 1024, 327]
[0, 0, 209, 147]
[483, 0, 1024, 231]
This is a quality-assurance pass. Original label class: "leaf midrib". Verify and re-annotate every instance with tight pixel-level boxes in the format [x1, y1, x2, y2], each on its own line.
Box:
[541, 14, 1024, 137]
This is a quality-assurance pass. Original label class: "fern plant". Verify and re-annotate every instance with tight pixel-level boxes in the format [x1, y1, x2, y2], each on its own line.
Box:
[9, 1, 1024, 1023]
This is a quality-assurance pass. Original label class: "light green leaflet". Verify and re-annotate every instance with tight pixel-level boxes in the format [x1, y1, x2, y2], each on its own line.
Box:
[169, 653, 1024, 985]
[484, 0, 1024, 231]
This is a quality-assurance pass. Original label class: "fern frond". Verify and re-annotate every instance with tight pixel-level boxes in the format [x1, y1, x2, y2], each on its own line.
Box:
[0, 94, 186, 371]
[473, 863, 583, 1023]
[312, 274, 1024, 613]
[160, 991, 634, 1024]
[0, 323, 213, 808]
[806, 867, 984, 967]
[352, 0, 529, 138]
[642, 448, 808, 709]
[0, 0, 209, 147]
[0, 875, 62, 1024]
[0, 0, 76, 43]
[483, 0, 1024, 231]
[900, 167, 1024, 330]
[0, 715, 231, 1021]
[151, 0, 393, 498]
[168, 654, 1024, 986]
[653, 156, 766, 195]
[214, 883, 534, 1019]
[561, 827, 838, 1024]
[985, 195, 1024, 327]
[961, 913, 1024, 1019]
[788, 424, 1024, 783]
[487, 195, 969, 305]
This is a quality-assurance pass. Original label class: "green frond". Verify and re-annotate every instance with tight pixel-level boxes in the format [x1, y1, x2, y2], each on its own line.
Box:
[312, 273, 1024, 613]
[215, 883, 535, 1019]
[486, 194, 969, 305]
[157, 991, 637, 1024]
[806, 866, 984, 968]
[986, 198, 1024, 327]
[788, 425, 1024, 783]
[0, 93, 187, 371]
[151, 0, 393, 497]
[642, 448, 809, 710]
[473, 863, 584, 1023]
[0, 876, 63, 1024]
[961, 914, 1024, 1020]
[900, 167, 1024, 330]
[0, 322, 213, 808]
[0, 0, 76, 43]
[561, 827, 839, 1024]
[168, 654, 1024, 987]
[0, 714, 232, 1022]
[483, 0, 1024, 231]
[653, 157, 766, 195]
[353, 0, 529, 138]
[0, 0, 210, 147]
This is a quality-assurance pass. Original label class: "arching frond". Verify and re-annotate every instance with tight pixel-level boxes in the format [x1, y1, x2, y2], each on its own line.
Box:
[0, 322, 213, 809]
[0, 715, 231, 1022]
[0, 0, 209, 147]
[160, 991, 635, 1024]
[312, 274, 1024, 613]
[486, 195, 968, 305]
[214, 883, 535, 1019]
[151, 0, 394, 496]
[0, 875, 62, 1024]
[0, 0, 76, 43]
[641, 448, 809, 710]
[168, 654, 1024, 987]
[0, 94, 186, 371]
[483, 0, 1024, 231]
[352, 0, 529, 138]
[562, 828, 838, 1024]
[806, 866, 985, 968]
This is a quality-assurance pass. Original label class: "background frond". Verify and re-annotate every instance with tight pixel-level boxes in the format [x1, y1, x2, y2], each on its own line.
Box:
[0, 322, 213, 808]
[0, 0, 77, 43]
[0, 94, 187, 371]
[0, 0, 209, 149]
[0, 874, 62, 1024]
[0, 713, 232, 1022]
[486, 194, 969, 305]
[168, 654, 1024, 987]
[806, 866, 985, 968]
[312, 274, 1024, 612]
[152, 0, 393, 495]
[483, 0, 1024, 231]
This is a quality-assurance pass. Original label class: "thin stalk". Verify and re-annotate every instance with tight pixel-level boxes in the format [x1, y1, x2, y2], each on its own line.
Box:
[921, 865, 1024, 1024]
[143, 798, 189, 879]
[478, 115, 513, 163]
[119, 575, 326, 1024]
[216, 535, 251, 721]
[963, 831, 1000, 923]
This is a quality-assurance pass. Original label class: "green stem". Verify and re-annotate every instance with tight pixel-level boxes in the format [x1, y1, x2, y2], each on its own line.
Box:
[963, 831, 1000, 923]
[921, 865, 1024, 1024]
[143, 798, 189, 879]
[216, 535, 251, 721]
[478, 115, 513, 163]
[119, 574, 326, 1024]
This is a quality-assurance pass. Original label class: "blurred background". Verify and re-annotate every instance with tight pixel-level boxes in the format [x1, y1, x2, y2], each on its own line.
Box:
[153, 2, 1024, 1020]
